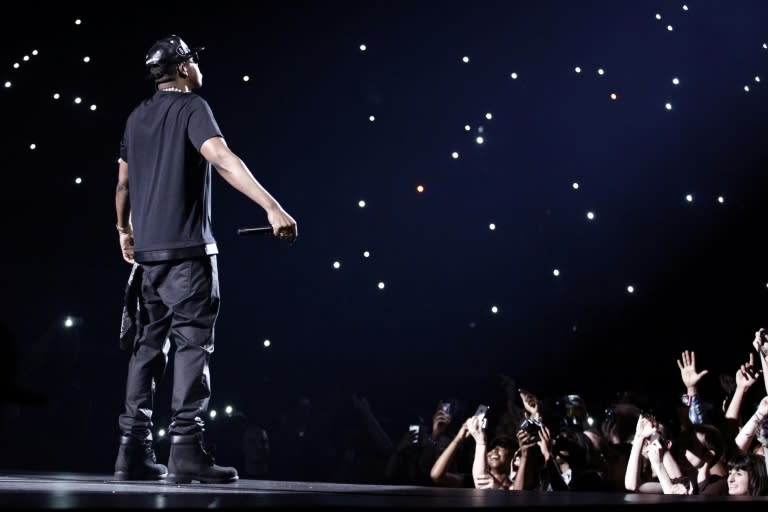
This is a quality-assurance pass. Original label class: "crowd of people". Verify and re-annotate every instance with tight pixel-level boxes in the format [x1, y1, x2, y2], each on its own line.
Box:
[372, 331, 768, 496]
[224, 330, 768, 497]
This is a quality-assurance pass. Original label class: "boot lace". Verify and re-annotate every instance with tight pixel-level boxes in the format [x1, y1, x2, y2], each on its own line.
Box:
[141, 440, 158, 463]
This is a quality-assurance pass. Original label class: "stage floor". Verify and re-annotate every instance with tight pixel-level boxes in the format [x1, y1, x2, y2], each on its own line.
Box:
[0, 471, 766, 509]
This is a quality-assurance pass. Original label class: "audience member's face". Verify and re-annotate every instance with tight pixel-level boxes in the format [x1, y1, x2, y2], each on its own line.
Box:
[487, 445, 512, 471]
[728, 467, 750, 496]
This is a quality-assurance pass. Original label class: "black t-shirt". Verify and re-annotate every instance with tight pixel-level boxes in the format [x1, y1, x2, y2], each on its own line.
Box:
[119, 90, 222, 262]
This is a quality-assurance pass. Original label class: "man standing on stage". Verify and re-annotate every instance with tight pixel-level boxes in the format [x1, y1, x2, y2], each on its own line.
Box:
[113, 34, 297, 483]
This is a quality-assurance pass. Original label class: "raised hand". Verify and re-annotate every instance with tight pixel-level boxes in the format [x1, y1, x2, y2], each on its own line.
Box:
[536, 423, 552, 461]
[677, 350, 709, 391]
[515, 427, 538, 452]
[467, 414, 486, 444]
[635, 414, 657, 440]
[646, 439, 663, 466]
[735, 353, 761, 391]
[518, 388, 540, 420]
[753, 329, 768, 362]
[457, 417, 473, 439]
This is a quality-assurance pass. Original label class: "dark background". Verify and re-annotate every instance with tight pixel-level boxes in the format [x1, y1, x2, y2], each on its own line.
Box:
[1, 0, 768, 478]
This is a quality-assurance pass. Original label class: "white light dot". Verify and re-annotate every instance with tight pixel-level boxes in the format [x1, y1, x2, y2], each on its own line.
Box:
[225, 405, 233, 415]
[667, 25, 674, 31]
[574, 66, 581, 73]
[462, 56, 469, 63]
[83, 56, 91, 63]
[64, 317, 73, 328]
[74, 19, 82, 25]
[332, 261, 341, 269]
[655, 13, 662, 20]
[29, 143, 36, 150]
[89, 104, 97, 111]
[682, 4, 688, 11]
[610, 92, 618, 100]
[744, 85, 750, 92]
[476, 136, 484, 144]
[627, 285, 635, 294]
[13, 63, 19, 69]
[510, 72, 518, 79]
[489, 223, 496, 231]
[158, 429, 166, 437]
[22, 55, 29, 62]
[685, 194, 693, 202]
[764, 43, 768, 50]
[464, 124, 471, 131]
[74, 97, 82, 104]
[31, 50, 38, 56]
[672, 77, 680, 85]
[416, 184, 425, 193]
[363, 251, 370, 258]
[451, 151, 459, 159]
[491, 305, 499, 314]
[485, 112, 492, 120]
[755, 76, 761, 83]
[597, 68, 605, 75]
[359, 44, 367, 51]
[263, 339, 271, 347]
[75, 177, 82, 184]
[572, 182, 579, 190]
[243, 75, 250, 82]
[717, 196, 725, 204]
[368, 115, 375, 122]
[665, 102, 672, 110]
[209, 410, 217, 419]
[53, 93, 60, 99]
[553, 269, 560, 277]
[586, 211, 595, 220]
[4, 81, 11, 88]
[358, 199, 366, 208]
[377, 281, 385, 290]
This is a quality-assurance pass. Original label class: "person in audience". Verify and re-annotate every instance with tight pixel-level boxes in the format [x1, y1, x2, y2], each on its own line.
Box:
[384, 399, 459, 485]
[429, 415, 475, 487]
[467, 414, 515, 489]
[721, 353, 761, 460]
[726, 452, 768, 496]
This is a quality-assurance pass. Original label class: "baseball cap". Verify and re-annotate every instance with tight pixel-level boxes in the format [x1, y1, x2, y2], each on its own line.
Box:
[488, 435, 516, 450]
[145, 35, 205, 68]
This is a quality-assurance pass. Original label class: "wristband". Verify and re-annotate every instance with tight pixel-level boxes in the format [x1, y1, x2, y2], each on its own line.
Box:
[116, 223, 132, 234]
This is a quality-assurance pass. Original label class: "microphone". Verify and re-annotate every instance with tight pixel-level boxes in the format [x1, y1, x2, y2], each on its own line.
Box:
[237, 226, 273, 236]
[237, 225, 296, 246]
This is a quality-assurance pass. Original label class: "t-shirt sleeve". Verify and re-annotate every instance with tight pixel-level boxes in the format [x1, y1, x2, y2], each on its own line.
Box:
[187, 97, 223, 151]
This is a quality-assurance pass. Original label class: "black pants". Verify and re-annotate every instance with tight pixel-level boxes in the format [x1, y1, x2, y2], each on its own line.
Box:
[118, 255, 220, 439]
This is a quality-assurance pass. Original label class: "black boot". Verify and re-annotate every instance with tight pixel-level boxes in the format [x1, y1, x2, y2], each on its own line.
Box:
[167, 432, 238, 484]
[114, 435, 168, 480]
